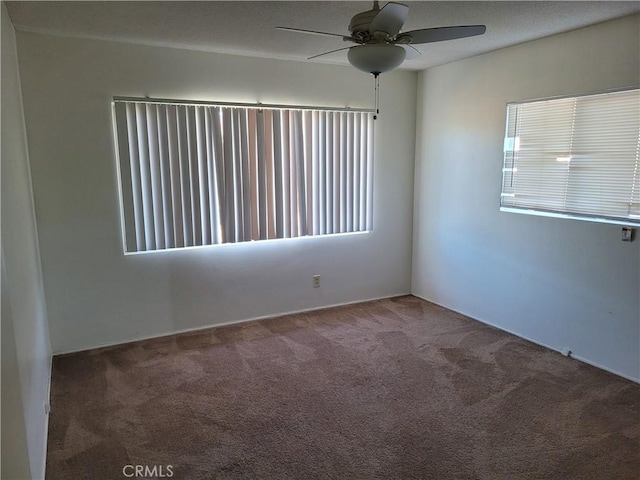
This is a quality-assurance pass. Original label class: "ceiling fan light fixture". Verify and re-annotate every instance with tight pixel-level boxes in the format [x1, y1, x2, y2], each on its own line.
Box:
[347, 44, 406, 75]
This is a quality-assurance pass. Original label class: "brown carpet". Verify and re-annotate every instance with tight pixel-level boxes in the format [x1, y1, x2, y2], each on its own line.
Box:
[46, 295, 639, 480]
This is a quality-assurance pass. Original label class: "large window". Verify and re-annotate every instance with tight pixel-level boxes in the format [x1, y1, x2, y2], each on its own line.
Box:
[113, 99, 374, 253]
[501, 88, 639, 226]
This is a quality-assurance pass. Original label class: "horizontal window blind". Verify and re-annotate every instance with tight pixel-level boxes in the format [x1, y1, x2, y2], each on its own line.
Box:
[113, 100, 374, 253]
[501, 88, 639, 226]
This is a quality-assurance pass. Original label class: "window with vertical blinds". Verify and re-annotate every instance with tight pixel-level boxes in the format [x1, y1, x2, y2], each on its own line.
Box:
[112, 99, 374, 253]
[501, 87, 639, 226]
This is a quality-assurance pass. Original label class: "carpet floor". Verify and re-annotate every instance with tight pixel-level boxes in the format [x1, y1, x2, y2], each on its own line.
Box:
[46, 295, 639, 479]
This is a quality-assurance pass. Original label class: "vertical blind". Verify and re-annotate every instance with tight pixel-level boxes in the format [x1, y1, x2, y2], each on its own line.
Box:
[501, 88, 640, 226]
[113, 99, 374, 253]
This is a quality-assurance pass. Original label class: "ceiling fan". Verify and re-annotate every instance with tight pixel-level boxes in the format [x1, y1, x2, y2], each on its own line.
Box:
[277, 1, 486, 76]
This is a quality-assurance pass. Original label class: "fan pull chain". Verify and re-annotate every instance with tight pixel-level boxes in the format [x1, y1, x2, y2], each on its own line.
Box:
[373, 73, 380, 120]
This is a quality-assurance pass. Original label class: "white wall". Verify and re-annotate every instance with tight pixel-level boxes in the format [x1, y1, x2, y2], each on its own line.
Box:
[1, 3, 52, 478]
[1, 253, 31, 480]
[413, 14, 640, 381]
[15, 32, 416, 353]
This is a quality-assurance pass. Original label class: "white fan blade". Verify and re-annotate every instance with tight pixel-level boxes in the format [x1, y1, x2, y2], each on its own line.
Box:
[399, 25, 486, 44]
[276, 26, 355, 42]
[369, 2, 409, 36]
[400, 44, 421, 60]
[308, 47, 351, 60]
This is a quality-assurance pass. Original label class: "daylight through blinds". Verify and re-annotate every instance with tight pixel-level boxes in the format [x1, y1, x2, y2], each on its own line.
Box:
[501, 88, 640, 226]
[113, 100, 374, 252]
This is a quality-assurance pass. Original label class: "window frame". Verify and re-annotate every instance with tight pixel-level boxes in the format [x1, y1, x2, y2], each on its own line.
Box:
[500, 86, 640, 227]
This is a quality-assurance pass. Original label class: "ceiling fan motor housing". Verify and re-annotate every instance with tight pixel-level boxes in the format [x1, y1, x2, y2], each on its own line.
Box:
[349, 8, 380, 38]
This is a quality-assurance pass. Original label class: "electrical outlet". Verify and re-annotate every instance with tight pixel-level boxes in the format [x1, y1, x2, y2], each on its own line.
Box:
[313, 275, 320, 288]
[622, 227, 633, 242]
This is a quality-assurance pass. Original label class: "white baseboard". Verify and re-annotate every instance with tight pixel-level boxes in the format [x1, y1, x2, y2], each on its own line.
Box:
[569, 353, 640, 384]
[54, 292, 411, 356]
[411, 293, 640, 385]
[54, 292, 639, 383]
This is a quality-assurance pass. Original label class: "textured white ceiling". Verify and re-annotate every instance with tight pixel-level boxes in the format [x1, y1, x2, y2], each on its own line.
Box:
[6, 1, 640, 70]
